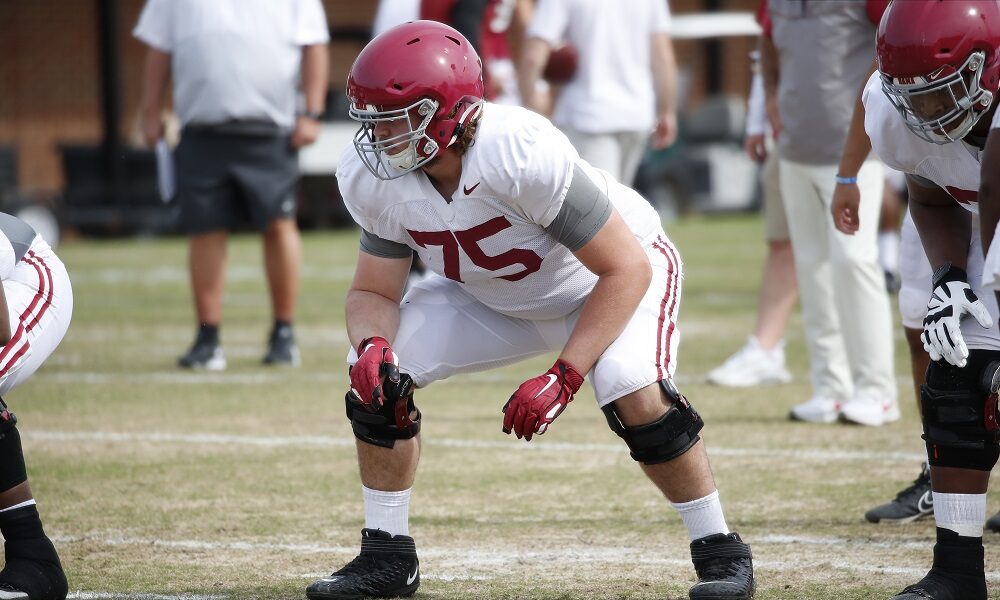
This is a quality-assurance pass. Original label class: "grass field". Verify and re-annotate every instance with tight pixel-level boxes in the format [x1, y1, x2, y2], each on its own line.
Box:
[17, 215, 1000, 599]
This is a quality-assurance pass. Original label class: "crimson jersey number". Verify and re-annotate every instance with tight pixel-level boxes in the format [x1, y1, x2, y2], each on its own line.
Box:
[407, 216, 542, 282]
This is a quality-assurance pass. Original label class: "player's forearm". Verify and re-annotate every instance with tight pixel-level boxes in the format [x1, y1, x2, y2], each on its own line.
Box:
[559, 263, 651, 375]
[980, 131, 1000, 256]
[651, 32, 678, 117]
[517, 38, 549, 112]
[301, 44, 329, 115]
[346, 289, 401, 349]
[910, 197, 973, 272]
[140, 48, 171, 125]
[837, 60, 877, 178]
[759, 36, 779, 104]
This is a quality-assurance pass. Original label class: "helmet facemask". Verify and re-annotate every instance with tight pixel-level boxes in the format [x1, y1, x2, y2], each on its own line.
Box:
[882, 50, 994, 144]
[350, 98, 440, 180]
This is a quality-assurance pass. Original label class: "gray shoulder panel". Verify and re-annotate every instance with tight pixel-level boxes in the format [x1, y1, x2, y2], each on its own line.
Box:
[544, 164, 613, 251]
[360, 228, 413, 259]
[0, 213, 35, 263]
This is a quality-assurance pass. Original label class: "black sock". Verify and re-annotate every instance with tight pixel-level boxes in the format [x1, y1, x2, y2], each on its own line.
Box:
[0, 504, 45, 542]
[197, 323, 219, 345]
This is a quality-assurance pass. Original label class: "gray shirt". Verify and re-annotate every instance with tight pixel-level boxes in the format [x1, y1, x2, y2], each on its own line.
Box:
[769, 0, 878, 165]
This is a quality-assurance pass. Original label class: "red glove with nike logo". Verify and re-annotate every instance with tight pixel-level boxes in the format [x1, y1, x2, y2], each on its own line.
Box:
[502, 359, 584, 441]
[349, 336, 400, 411]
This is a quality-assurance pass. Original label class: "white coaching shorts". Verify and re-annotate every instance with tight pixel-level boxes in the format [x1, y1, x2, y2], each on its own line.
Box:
[347, 233, 683, 408]
[0, 238, 72, 396]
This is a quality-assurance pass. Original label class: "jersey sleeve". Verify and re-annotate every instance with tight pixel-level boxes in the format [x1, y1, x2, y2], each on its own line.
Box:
[484, 116, 577, 228]
[294, 0, 331, 45]
[992, 105, 1000, 129]
[132, 0, 173, 52]
[526, 0, 570, 46]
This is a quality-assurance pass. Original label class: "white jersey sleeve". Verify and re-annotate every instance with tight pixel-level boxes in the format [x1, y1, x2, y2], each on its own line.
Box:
[993, 103, 1000, 129]
[133, 0, 173, 52]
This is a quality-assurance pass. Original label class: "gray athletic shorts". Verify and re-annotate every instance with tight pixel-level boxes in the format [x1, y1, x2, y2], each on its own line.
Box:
[174, 126, 299, 234]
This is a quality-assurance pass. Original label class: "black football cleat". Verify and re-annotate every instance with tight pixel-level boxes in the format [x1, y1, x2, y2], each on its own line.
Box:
[177, 330, 226, 370]
[0, 537, 68, 600]
[689, 532, 755, 600]
[307, 528, 419, 600]
[262, 323, 300, 367]
[865, 463, 934, 524]
[985, 510, 1000, 533]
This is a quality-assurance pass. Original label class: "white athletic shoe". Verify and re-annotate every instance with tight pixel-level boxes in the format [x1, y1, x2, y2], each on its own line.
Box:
[706, 336, 792, 387]
[789, 396, 843, 423]
[840, 392, 900, 426]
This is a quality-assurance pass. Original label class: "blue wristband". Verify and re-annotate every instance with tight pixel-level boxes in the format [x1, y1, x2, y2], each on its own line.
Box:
[835, 175, 858, 185]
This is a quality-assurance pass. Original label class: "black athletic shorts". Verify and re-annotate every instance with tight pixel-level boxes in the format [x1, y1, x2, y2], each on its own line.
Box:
[174, 125, 299, 234]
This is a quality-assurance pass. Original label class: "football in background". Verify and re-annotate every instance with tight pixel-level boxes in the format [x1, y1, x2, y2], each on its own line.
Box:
[543, 43, 578, 84]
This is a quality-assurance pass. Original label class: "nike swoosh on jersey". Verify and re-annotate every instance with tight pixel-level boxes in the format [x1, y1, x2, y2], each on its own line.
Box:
[463, 181, 481, 195]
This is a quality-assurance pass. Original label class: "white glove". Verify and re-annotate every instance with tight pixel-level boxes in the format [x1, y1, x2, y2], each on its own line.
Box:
[922, 264, 994, 368]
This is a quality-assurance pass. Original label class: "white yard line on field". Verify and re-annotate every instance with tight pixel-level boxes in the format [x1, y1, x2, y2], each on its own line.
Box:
[50, 534, 1000, 583]
[30, 429, 926, 463]
[69, 594, 224, 600]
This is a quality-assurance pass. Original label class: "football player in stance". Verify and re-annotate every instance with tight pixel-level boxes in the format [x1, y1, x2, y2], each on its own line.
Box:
[0, 214, 72, 600]
[307, 21, 755, 600]
[834, 1, 1000, 598]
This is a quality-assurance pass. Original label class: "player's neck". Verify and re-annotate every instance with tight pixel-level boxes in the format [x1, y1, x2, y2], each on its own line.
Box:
[421, 150, 463, 199]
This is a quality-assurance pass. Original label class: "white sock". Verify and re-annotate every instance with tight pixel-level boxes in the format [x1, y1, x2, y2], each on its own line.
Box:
[878, 231, 900, 274]
[0, 499, 35, 513]
[363, 486, 411, 537]
[672, 490, 729, 541]
[933, 492, 986, 538]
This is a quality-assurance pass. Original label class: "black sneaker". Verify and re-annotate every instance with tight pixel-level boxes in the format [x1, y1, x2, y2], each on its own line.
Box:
[985, 510, 1000, 533]
[307, 529, 419, 600]
[865, 463, 933, 524]
[0, 537, 68, 600]
[177, 331, 226, 370]
[262, 324, 300, 367]
[689, 532, 755, 600]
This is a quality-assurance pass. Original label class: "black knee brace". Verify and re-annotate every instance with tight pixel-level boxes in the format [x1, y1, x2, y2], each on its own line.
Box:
[345, 374, 421, 449]
[921, 351, 1000, 471]
[0, 398, 25, 491]
[602, 379, 705, 465]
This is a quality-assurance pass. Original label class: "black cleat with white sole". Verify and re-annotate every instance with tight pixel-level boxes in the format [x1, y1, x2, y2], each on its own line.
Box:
[307, 528, 419, 600]
[689, 532, 755, 600]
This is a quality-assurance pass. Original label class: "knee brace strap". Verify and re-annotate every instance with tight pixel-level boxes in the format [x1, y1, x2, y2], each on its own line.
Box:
[0, 398, 25, 491]
[602, 380, 705, 465]
[345, 374, 421, 449]
[920, 375, 1000, 471]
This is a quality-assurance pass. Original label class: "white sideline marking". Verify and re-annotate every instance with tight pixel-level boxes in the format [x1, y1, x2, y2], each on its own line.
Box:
[69, 594, 223, 600]
[50, 534, 1000, 584]
[29, 430, 926, 463]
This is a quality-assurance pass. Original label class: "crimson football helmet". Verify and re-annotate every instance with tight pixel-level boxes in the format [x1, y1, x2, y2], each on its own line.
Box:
[346, 21, 485, 180]
[877, 0, 1000, 144]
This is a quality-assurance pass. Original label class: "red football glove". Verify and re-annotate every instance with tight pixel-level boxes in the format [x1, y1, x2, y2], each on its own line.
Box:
[502, 359, 584, 441]
[349, 336, 400, 411]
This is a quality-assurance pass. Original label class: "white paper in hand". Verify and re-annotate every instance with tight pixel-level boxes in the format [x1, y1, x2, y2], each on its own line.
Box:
[155, 139, 175, 203]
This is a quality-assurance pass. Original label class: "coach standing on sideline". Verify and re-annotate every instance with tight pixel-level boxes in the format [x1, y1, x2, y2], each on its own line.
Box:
[134, 0, 330, 370]
[763, 0, 897, 426]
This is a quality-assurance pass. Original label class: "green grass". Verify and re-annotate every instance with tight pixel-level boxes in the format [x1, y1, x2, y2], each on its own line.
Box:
[14, 215, 1000, 599]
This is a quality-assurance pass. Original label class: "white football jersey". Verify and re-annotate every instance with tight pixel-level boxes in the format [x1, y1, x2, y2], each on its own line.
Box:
[863, 72, 982, 212]
[338, 103, 662, 320]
